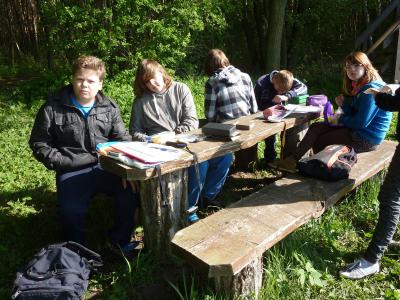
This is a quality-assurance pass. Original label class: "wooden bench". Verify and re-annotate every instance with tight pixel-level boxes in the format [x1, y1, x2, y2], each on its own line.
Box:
[171, 140, 397, 298]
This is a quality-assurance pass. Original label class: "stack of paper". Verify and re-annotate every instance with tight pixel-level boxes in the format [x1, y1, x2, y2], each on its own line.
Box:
[110, 142, 183, 164]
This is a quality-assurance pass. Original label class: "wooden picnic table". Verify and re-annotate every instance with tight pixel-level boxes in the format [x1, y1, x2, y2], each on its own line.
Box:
[100, 110, 320, 255]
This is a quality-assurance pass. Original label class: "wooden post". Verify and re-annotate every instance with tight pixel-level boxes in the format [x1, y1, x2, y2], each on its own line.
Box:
[282, 122, 310, 159]
[140, 169, 188, 256]
[213, 256, 263, 299]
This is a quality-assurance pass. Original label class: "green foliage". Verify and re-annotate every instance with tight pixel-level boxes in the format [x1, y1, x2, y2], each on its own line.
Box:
[385, 288, 400, 300]
[178, 75, 207, 119]
[38, 0, 228, 74]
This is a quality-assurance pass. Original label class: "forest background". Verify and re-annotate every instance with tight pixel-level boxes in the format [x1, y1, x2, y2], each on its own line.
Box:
[1, 0, 399, 299]
[2, 0, 397, 83]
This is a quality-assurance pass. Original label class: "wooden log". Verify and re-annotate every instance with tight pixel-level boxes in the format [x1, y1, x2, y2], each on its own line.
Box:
[140, 169, 188, 255]
[214, 255, 263, 299]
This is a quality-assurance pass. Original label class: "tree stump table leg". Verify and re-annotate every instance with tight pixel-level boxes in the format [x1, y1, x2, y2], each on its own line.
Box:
[139, 168, 188, 256]
[213, 255, 263, 299]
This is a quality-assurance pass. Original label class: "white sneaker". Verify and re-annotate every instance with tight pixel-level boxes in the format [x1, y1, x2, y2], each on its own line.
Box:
[339, 258, 380, 279]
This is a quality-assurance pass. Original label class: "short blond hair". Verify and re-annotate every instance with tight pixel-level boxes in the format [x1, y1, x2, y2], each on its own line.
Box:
[72, 56, 106, 81]
[273, 70, 294, 93]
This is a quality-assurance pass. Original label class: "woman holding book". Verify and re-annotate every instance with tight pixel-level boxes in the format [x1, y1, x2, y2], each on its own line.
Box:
[275, 51, 392, 172]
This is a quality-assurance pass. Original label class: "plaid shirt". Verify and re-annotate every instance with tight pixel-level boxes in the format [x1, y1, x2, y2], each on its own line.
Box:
[205, 65, 258, 122]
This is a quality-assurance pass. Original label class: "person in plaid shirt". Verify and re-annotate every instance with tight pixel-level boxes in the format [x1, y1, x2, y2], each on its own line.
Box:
[204, 50, 257, 122]
[187, 49, 257, 223]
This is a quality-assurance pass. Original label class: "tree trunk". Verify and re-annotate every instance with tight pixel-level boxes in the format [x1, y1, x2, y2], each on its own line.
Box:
[255, 0, 268, 70]
[242, 1, 260, 70]
[139, 169, 188, 256]
[213, 255, 263, 299]
[264, 0, 287, 72]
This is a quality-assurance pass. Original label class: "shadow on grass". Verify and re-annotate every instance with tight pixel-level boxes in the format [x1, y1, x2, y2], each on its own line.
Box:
[0, 187, 60, 298]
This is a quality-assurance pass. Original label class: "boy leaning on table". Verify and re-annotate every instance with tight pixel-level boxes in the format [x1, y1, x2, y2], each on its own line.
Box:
[29, 56, 139, 255]
[254, 70, 308, 163]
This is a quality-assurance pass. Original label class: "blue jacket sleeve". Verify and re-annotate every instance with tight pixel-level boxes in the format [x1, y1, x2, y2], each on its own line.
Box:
[339, 89, 379, 129]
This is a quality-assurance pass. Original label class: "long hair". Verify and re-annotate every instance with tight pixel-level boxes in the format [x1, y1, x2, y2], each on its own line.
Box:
[342, 51, 381, 95]
[134, 59, 172, 97]
[204, 49, 230, 77]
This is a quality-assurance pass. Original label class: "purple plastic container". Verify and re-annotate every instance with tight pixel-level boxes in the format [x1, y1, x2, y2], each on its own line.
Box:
[323, 101, 342, 127]
[307, 94, 328, 107]
[323, 101, 333, 124]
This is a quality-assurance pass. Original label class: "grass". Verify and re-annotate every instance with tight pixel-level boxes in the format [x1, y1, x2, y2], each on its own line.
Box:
[0, 72, 399, 299]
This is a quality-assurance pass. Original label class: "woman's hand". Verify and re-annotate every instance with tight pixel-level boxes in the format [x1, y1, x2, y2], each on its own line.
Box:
[335, 94, 344, 107]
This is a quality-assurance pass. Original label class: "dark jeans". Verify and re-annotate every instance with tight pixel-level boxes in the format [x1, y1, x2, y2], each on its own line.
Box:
[293, 122, 376, 159]
[56, 164, 138, 246]
[364, 143, 400, 263]
[264, 135, 277, 161]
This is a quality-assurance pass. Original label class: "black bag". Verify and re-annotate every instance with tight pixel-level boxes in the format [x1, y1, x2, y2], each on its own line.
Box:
[12, 241, 103, 300]
[297, 144, 357, 181]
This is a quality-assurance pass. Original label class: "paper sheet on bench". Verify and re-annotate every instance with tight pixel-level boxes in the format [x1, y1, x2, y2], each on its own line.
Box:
[285, 104, 321, 114]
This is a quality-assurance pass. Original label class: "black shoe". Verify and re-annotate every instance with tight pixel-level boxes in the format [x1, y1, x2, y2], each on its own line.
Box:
[204, 197, 224, 211]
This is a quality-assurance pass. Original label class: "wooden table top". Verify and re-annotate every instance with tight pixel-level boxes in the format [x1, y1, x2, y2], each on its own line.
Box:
[100, 111, 320, 180]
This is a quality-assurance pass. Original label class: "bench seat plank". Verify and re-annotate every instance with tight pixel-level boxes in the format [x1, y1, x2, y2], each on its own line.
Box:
[172, 140, 397, 278]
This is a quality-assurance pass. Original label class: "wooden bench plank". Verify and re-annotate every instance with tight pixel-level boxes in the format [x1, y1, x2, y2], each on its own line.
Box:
[172, 140, 397, 279]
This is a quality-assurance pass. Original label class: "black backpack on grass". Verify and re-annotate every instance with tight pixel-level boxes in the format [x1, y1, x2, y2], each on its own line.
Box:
[297, 144, 357, 181]
[12, 241, 103, 300]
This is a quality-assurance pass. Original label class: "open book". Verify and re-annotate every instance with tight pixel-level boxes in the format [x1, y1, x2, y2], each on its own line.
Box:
[264, 105, 297, 123]
[97, 141, 185, 168]
[364, 84, 400, 95]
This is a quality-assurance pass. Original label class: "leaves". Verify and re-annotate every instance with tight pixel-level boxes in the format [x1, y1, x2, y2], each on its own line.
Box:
[292, 252, 327, 287]
[36, 0, 229, 74]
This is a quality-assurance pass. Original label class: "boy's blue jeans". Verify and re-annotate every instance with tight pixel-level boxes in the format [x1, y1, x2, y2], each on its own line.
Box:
[188, 154, 233, 208]
[56, 164, 138, 247]
[364, 144, 400, 263]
